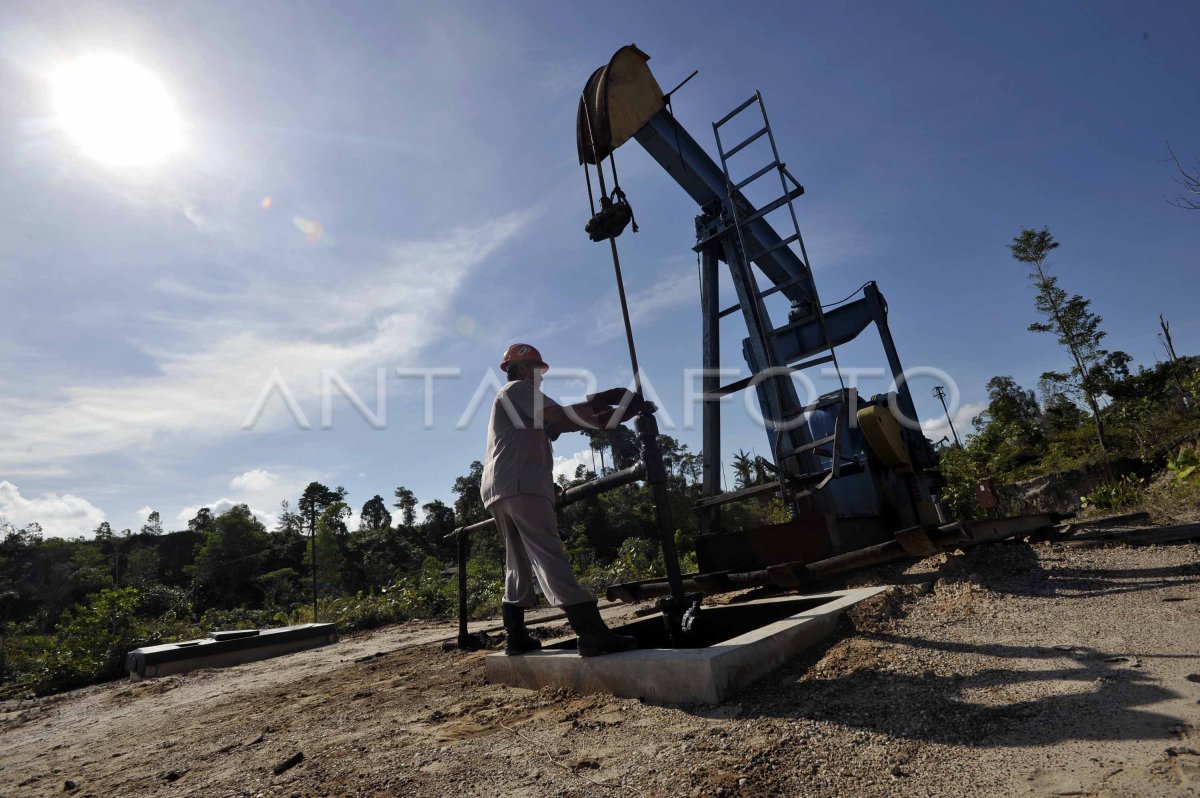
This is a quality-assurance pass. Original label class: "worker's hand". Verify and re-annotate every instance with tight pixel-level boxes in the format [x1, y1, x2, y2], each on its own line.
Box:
[625, 397, 656, 418]
[595, 397, 656, 427]
[586, 387, 633, 409]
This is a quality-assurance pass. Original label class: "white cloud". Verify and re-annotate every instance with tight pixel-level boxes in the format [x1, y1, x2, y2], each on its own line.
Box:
[176, 498, 278, 530]
[0, 481, 105, 538]
[230, 469, 278, 492]
[0, 210, 535, 469]
[922, 400, 986, 445]
[593, 268, 695, 343]
[553, 447, 597, 482]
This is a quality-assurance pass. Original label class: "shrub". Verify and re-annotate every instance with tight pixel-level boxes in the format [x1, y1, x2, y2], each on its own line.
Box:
[1080, 475, 1144, 512]
[1167, 448, 1200, 486]
[33, 587, 196, 695]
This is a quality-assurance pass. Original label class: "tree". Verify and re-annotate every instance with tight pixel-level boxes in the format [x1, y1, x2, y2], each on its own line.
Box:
[140, 510, 163, 536]
[348, 524, 414, 590]
[983, 376, 1041, 428]
[419, 500, 456, 559]
[1157, 314, 1193, 410]
[607, 427, 640, 470]
[1164, 143, 1200, 210]
[258, 567, 300, 610]
[1010, 227, 1123, 452]
[392, 486, 418, 527]
[189, 504, 270, 608]
[187, 508, 215, 536]
[303, 504, 348, 598]
[93, 521, 127, 586]
[451, 461, 486, 526]
[359, 495, 392, 532]
[298, 482, 347, 538]
[731, 450, 755, 489]
[274, 501, 304, 537]
[581, 429, 610, 474]
[125, 546, 161, 589]
[1040, 387, 1086, 434]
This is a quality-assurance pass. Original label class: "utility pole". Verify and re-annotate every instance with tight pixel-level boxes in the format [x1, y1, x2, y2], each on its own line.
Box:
[932, 385, 961, 449]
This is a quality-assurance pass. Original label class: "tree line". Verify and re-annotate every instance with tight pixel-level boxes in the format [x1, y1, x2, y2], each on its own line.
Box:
[938, 226, 1198, 515]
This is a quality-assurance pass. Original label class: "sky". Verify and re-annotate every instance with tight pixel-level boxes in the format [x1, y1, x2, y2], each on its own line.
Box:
[1, 1, 1197, 537]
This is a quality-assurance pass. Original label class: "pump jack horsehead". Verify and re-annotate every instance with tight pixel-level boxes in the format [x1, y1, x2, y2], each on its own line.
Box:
[450, 46, 1060, 650]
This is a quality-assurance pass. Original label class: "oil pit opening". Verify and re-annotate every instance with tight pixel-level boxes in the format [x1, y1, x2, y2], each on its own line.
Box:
[544, 596, 829, 650]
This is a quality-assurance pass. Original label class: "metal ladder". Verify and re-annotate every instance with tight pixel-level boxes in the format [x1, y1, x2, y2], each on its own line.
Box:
[711, 92, 851, 493]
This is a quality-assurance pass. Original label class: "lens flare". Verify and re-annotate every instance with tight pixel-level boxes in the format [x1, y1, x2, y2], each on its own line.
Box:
[293, 216, 332, 244]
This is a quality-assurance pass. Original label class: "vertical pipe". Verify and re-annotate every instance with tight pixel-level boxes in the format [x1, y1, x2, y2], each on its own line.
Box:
[610, 240, 643, 398]
[635, 414, 685, 601]
[700, 247, 722, 531]
[456, 528, 471, 648]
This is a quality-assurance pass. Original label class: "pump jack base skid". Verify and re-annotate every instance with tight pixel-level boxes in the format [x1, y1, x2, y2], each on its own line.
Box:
[605, 513, 1060, 604]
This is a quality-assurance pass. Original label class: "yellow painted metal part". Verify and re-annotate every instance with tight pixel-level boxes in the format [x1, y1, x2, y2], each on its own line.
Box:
[602, 46, 664, 152]
[578, 45, 665, 164]
[856, 404, 914, 475]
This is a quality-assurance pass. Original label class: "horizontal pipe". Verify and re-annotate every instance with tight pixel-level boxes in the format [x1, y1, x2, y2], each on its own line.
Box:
[561, 461, 646, 504]
[449, 461, 647, 538]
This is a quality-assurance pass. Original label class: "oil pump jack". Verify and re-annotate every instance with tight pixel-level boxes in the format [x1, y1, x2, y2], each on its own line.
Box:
[452, 46, 1055, 650]
[576, 45, 950, 587]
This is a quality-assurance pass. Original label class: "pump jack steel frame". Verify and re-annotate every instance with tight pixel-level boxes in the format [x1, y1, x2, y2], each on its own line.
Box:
[450, 47, 1044, 653]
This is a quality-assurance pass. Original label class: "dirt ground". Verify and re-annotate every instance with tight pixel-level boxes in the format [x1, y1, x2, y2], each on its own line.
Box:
[2, 538, 1199, 798]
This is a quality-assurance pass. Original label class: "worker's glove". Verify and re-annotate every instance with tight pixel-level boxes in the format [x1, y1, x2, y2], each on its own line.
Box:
[595, 397, 656, 428]
[586, 387, 634, 409]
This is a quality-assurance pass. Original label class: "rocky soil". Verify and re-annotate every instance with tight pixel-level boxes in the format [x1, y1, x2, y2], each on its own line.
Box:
[2, 538, 1198, 797]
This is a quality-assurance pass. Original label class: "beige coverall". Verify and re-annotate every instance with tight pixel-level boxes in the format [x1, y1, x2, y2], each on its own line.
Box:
[479, 379, 593, 608]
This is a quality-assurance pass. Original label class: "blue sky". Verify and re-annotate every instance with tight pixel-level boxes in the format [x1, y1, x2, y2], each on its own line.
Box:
[1, 1, 1197, 537]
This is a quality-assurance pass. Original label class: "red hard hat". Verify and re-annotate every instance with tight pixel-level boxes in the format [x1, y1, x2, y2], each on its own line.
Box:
[500, 343, 549, 373]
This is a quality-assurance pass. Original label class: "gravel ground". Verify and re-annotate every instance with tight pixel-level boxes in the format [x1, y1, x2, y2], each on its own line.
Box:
[2, 538, 1198, 797]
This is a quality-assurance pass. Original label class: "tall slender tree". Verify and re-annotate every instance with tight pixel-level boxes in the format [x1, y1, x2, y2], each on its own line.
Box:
[140, 510, 163, 536]
[298, 483, 347, 538]
[1010, 227, 1119, 452]
[392, 486, 418, 527]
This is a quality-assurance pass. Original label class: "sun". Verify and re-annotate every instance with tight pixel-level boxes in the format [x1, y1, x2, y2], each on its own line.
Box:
[52, 54, 182, 168]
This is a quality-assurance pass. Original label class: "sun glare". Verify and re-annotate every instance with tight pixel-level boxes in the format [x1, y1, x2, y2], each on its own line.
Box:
[52, 54, 182, 168]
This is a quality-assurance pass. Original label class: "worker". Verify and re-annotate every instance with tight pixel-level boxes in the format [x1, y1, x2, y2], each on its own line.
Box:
[481, 343, 650, 657]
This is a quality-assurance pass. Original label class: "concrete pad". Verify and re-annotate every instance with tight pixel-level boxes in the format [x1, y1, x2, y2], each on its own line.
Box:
[126, 623, 339, 680]
[486, 586, 888, 704]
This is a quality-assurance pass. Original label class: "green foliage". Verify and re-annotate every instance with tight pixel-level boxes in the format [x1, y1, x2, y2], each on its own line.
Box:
[1167, 448, 1200, 486]
[190, 504, 270, 608]
[34, 587, 191, 695]
[1010, 226, 1127, 451]
[1080, 475, 1145, 512]
[304, 504, 349, 597]
[936, 446, 984, 520]
[295, 556, 504, 631]
[358, 495, 392, 532]
[392, 486, 418, 527]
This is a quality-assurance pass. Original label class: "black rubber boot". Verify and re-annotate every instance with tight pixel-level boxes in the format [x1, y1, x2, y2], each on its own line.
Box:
[563, 601, 638, 657]
[502, 603, 542, 656]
